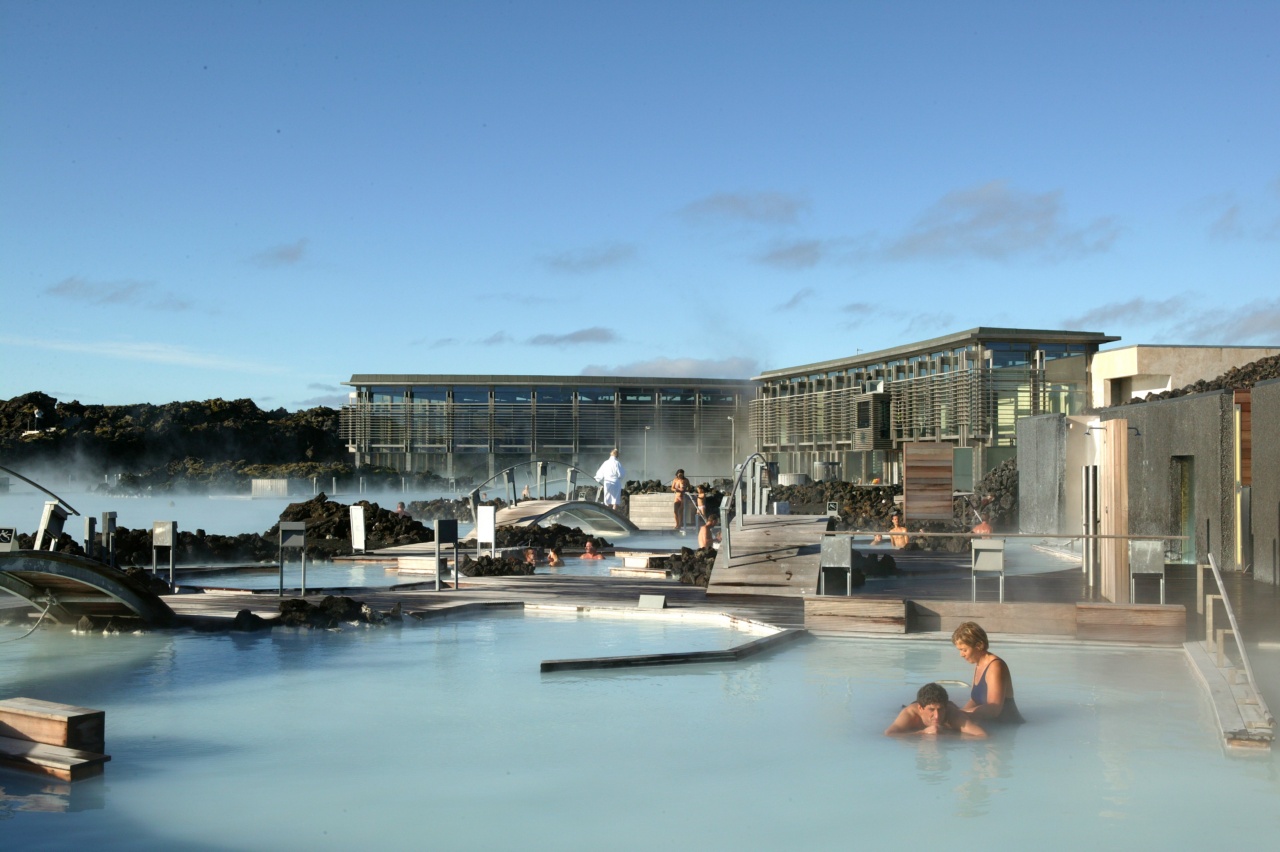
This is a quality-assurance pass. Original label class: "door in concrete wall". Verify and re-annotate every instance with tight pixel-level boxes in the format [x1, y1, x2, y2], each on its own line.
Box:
[1173, 455, 1196, 564]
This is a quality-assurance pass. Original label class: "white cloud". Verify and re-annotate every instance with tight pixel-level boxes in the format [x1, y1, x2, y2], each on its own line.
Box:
[252, 238, 308, 267]
[43, 276, 194, 311]
[539, 243, 636, 274]
[884, 181, 1120, 261]
[681, 192, 809, 225]
[0, 335, 284, 373]
[529, 327, 617, 346]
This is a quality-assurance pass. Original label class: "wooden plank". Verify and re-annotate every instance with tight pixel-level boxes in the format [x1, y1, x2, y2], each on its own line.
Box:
[0, 735, 111, 782]
[902, 443, 955, 521]
[0, 697, 105, 753]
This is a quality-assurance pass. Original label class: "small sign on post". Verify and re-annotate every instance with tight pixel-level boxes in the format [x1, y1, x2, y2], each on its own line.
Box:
[100, 512, 117, 569]
[279, 521, 307, 597]
[349, 505, 366, 554]
[476, 505, 497, 559]
[0, 527, 16, 553]
[152, 521, 177, 585]
[434, 519, 458, 591]
[36, 502, 69, 551]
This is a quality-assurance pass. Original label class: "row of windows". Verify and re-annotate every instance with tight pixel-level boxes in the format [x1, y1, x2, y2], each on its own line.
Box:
[363, 386, 739, 406]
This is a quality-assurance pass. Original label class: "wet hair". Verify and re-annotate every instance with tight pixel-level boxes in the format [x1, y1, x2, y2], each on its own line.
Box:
[675, 469, 684, 476]
[916, 682, 949, 707]
[951, 621, 989, 652]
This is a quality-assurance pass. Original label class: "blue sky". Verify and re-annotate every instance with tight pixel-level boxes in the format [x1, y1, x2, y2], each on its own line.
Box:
[2, 1, 1277, 410]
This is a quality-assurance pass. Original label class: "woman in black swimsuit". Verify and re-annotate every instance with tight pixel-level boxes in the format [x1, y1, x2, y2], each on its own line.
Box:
[952, 621, 1024, 723]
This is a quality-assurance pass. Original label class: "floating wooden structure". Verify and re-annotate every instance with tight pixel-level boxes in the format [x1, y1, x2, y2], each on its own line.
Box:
[0, 697, 111, 781]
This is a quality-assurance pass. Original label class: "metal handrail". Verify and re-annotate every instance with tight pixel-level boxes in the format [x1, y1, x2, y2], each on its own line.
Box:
[1206, 553, 1264, 696]
[0, 464, 80, 516]
[466, 460, 598, 504]
[722, 452, 771, 560]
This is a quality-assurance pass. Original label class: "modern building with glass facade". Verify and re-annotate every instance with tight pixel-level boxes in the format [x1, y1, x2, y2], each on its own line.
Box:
[750, 327, 1118, 482]
[339, 374, 754, 481]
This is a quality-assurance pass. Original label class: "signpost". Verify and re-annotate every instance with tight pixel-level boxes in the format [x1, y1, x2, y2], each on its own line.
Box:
[279, 521, 307, 596]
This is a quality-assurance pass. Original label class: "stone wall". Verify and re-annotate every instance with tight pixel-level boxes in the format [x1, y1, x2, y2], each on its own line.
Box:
[1102, 390, 1236, 570]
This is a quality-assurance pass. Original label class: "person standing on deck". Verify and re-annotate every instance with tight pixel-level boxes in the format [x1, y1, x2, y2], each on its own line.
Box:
[595, 449, 625, 508]
[670, 469, 691, 531]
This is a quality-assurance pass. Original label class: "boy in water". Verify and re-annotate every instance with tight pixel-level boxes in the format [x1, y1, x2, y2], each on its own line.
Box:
[884, 682, 986, 737]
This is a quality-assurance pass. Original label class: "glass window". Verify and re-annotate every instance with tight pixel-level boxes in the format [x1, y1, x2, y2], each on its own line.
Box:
[411, 387, 446, 403]
[494, 387, 531, 404]
[370, 386, 402, 404]
[577, 387, 615, 404]
[621, 389, 654, 404]
[536, 387, 572, 404]
[453, 386, 489, 404]
[660, 389, 695, 404]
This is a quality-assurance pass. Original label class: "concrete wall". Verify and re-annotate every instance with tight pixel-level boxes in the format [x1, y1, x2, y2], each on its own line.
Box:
[1091, 346, 1280, 408]
[1251, 378, 1280, 584]
[1101, 390, 1236, 570]
[1017, 414, 1067, 534]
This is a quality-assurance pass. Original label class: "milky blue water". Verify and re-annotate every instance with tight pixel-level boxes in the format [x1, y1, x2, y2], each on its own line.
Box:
[2, 621, 1278, 849]
[175, 561, 407, 591]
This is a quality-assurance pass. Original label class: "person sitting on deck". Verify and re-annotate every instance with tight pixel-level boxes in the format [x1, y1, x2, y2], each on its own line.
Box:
[695, 485, 722, 549]
[885, 682, 986, 737]
[580, 540, 604, 560]
[953, 621, 1025, 724]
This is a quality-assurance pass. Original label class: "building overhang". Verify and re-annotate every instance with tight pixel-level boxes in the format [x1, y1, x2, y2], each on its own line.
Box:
[752, 327, 1120, 382]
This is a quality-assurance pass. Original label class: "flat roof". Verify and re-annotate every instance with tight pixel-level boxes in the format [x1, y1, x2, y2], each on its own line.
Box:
[753, 327, 1120, 381]
[345, 374, 757, 388]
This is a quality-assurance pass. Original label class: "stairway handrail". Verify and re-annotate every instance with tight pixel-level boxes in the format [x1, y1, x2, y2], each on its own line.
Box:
[466, 460, 599, 503]
[722, 452, 770, 561]
[1206, 553, 1263, 698]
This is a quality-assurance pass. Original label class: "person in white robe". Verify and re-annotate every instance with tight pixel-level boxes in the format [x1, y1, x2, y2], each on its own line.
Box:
[594, 448, 625, 508]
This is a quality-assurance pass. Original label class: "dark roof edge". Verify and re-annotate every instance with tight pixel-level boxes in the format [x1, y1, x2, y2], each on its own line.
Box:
[344, 374, 759, 387]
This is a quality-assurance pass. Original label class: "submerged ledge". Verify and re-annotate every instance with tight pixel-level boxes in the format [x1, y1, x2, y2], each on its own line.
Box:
[539, 619, 805, 673]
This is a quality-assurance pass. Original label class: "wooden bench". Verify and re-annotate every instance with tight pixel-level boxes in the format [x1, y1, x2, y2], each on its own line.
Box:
[0, 697, 110, 782]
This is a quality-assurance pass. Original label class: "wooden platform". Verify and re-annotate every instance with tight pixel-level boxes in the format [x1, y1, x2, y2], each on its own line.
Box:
[0, 697, 110, 782]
